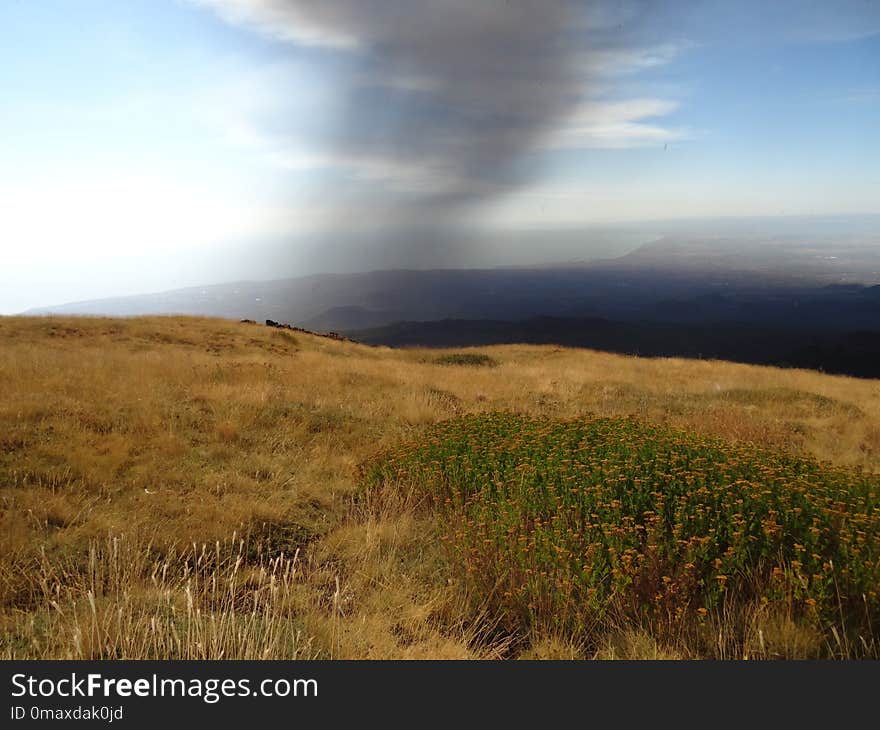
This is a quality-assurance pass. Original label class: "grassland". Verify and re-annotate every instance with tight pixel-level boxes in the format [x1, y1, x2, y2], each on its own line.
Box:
[1, 315, 879, 658]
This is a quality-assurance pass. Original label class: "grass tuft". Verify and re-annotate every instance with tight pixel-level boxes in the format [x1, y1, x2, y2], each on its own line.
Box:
[433, 353, 498, 368]
[1, 534, 314, 659]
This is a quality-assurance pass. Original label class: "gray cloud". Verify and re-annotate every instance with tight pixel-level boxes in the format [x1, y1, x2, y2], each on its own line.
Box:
[196, 1, 648, 213]
[191, 0, 706, 270]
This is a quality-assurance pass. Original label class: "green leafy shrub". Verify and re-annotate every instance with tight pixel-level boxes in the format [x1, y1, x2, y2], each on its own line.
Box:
[361, 413, 880, 646]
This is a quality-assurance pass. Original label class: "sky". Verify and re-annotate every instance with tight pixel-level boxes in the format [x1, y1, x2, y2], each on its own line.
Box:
[0, 0, 878, 313]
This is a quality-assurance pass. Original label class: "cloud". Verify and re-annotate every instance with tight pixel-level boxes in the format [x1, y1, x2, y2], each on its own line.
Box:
[583, 42, 688, 76]
[189, 0, 360, 47]
[548, 98, 690, 149]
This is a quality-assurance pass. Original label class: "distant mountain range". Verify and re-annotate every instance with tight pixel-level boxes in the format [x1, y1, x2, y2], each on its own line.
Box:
[24, 234, 880, 377]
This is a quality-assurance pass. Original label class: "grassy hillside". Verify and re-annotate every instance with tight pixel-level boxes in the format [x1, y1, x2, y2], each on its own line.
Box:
[1, 316, 879, 659]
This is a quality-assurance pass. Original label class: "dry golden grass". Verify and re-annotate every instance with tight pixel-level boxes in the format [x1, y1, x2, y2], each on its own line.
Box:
[9, 534, 313, 659]
[1, 315, 878, 658]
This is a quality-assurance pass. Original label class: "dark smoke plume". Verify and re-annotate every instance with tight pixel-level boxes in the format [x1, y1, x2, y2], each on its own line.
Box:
[303, 1, 580, 202]
[204, 0, 616, 219]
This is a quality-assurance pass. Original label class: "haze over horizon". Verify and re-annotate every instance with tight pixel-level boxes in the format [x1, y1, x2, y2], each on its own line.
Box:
[1, 0, 879, 314]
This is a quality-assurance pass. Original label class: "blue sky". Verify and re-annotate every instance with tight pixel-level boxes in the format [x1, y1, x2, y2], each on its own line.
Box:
[0, 0, 878, 312]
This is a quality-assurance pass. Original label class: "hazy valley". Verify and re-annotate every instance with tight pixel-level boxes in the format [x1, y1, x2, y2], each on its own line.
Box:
[29, 235, 880, 377]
